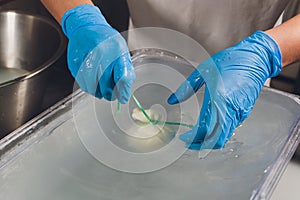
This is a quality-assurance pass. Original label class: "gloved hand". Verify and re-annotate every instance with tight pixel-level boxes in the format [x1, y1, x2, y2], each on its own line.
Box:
[168, 31, 282, 149]
[62, 4, 135, 103]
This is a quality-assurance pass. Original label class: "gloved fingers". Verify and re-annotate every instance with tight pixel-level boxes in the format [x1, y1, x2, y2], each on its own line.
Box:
[221, 104, 240, 142]
[179, 88, 211, 145]
[179, 125, 206, 144]
[94, 84, 103, 99]
[183, 107, 227, 150]
[74, 71, 104, 99]
[168, 67, 205, 105]
[180, 88, 230, 150]
[99, 64, 116, 101]
[93, 34, 133, 102]
[200, 100, 233, 149]
[113, 53, 136, 104]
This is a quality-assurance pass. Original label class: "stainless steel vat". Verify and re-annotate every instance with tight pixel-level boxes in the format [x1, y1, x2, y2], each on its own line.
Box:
[0, 49, 299, 200]
[0, 11, 66, 138]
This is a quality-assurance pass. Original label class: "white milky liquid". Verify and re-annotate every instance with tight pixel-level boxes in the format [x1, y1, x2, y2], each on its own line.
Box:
[0, 89, 299, 200]
[0, 53, 299, 200]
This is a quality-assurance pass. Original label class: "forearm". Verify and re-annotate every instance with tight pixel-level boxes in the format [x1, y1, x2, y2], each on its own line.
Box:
[266, 14, 300, 67]
[41, 0, 94, 24]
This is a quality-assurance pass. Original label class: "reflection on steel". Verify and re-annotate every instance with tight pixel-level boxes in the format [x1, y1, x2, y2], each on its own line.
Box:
[0, 11, 66, 137]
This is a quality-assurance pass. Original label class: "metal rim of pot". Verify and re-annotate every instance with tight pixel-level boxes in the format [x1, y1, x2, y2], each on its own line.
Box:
[0, 11, 67, 88]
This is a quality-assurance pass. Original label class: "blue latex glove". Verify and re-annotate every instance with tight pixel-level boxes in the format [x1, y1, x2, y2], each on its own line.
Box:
[168, 31, 282, 149]
[62, 5, 135, 103]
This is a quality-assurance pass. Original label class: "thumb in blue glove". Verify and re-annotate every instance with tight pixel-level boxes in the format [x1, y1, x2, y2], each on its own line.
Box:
[168, 31, 282, 150]
[62, 4, 135, 103]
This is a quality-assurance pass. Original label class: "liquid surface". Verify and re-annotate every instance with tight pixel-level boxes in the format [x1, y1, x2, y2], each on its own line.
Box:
[0, 55, 299, 199]
[0, 68, 29, 84]
[0, 89, 299, 200]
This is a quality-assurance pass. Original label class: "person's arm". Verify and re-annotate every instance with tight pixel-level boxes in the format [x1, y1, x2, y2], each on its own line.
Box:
[41, 1, 136, 103]
[266, 14, 300, 67]
[41, 0, 94, 24]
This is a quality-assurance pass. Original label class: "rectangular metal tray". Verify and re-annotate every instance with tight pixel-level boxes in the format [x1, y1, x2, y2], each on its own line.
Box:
[0, 50, 299, 200]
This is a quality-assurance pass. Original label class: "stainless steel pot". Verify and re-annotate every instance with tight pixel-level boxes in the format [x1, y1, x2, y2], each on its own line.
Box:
[0, 11, 66, 138]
